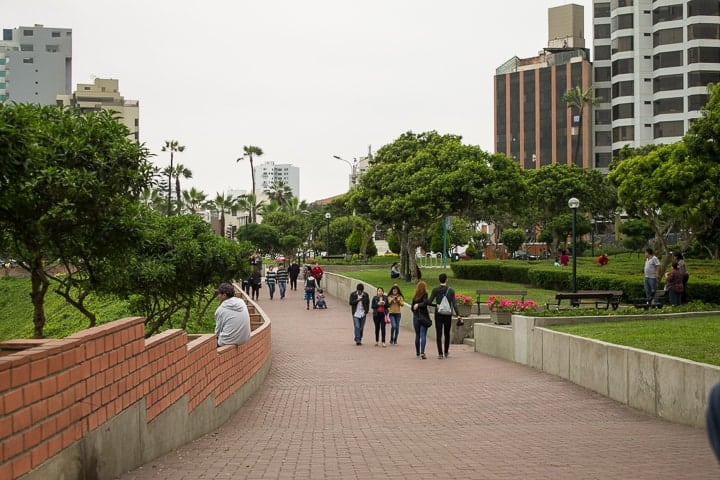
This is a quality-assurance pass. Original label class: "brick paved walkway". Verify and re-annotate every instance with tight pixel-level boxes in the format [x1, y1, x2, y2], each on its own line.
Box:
[119, 288, 718, 479]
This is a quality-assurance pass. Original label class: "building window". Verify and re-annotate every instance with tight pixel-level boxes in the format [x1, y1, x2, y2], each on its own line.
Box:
[612, 80, 634, 98]
[612, 0, 634, 6]
[653, 4, 684, 24]
[46, 45, 59, 53]
[653, 50, 683, 69]
[22, 58, 33, 64]
[688, 0, 720, 16]
[595, 66, 612, 82]
[595, 152, 612, 168]
[595, 45, 611, 61]
[654, 27, 684, 46]
[612, 13, 634, 32]
[613, 102, 635, 119]
[595, 109, 612, 125]
[688, 70, 720, 87]
[688, 46, 720, 64]
[612, 58, 634, 75]
[613, 125, 635, 142]
[595, 23, 611, 39]
[653, 74, 684, 92]
[595, 88, 611, 102]
[612, 36, 634, 54]
[689, 94, 709, 110]
[654, 97, 684, 115]
[23, 29, 33, 36]
[688, 23, 720, 40]
[20, 44, 33, 52]
[595, 131, 612, 146]
[654, 120, 684, 138]
[595, 2, 611, 18]
[51, 31, 61, 38]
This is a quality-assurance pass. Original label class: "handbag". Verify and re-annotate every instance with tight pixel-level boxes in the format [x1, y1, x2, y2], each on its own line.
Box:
[418, 311, 432, 328]
[384, 313, 391, 324]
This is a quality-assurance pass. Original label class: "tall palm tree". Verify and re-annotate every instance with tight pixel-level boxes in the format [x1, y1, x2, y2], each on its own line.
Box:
[161, 140, 185, 216]
[211, 192, 240, 238]
[563, 86, 599, 167]
[283, 196, 308, 214]
[264, 180, 294, 207]
[238, 193, 266, 223]
[182, 187, 208, 214]
[171, 163, 193, 209]
[237, 145, 263, 223]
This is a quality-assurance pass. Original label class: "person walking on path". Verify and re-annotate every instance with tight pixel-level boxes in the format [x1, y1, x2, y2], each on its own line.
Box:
[411, 281, 431, 359]
[303, 274, 317, 310]
[426, 273, 459, 359]
[213, 283, 251, 347]
[349, 283, 370, 345]
[387, 284, 405, 345]
[288, 261, 300, 291]
[371, 287, 389, 347]
[674, 252, 689, 303]
[644, 248, 662, 303]
[250, 266, 261, 301]
[265, 265, 278, 300]
[311, 262, 324, 287]
[276, 263, 289, 299]
[664, 262, 684, 306]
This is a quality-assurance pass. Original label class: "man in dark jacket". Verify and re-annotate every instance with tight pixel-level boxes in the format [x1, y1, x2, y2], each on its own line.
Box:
[288, 261, 301, 290]
[426, 273, 459, 359]
[348, 283, 370, 345]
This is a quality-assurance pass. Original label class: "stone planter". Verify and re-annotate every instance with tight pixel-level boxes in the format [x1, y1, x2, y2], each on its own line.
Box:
[457, 304, 473, 317]
[491, 311, 512, 325]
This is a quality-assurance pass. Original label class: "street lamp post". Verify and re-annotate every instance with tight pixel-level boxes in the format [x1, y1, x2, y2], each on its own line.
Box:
[568, 197, 580, 293]
[333, 155, 359, 187]
[325, 212, 331, 256]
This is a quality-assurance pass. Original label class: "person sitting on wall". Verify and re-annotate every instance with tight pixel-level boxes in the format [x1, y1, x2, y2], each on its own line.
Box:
[214, 283, 251, 347]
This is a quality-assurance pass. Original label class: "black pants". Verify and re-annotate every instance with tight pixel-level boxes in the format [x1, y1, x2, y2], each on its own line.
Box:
[251, 284, 260, 300]
[290, 276, 298, 290]
[373, 314, 387, 343]
[708, 382, 720, 461]
[435, 314, 452, 356]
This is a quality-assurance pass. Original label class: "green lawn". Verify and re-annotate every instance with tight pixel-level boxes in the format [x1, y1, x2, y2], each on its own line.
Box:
[549, 316, 720, 366]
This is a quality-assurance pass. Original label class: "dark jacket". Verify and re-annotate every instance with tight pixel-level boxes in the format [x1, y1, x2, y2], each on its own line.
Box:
[412, 293, 430, 325]
[426, 284, 458, 317]
[349, 291, 370, 316]
[371, 294, 389, 318]
[288, 263, 301, 279]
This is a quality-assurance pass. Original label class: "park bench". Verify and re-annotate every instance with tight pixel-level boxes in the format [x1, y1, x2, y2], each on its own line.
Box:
[322, 254, 346, 260]
[547, 290, 623, 311]
[633, 289, 669, 309]
[476, 289, 527, 314]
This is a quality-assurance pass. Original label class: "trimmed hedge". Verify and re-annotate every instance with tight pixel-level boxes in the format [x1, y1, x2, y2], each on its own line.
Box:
[451, 261, 720, 304]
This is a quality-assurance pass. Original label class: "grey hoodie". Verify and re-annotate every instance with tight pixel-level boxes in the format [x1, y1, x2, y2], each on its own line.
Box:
[214, 296, 251, 346]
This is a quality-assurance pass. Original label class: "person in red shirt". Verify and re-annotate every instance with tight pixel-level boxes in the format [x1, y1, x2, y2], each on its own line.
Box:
[311, 262, 324, 287]
[597, 253, 609, 266]
[559, 250, 569, 266]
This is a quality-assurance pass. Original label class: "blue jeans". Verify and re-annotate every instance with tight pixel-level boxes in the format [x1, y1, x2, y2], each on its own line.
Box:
[413, 313, 428, 355]
[389, 313, 401, 343]
[353, 315, 367, 343]
[267, 282, 276, 299]
[278, 281, 287, 298]
[644, 277, 658, 302]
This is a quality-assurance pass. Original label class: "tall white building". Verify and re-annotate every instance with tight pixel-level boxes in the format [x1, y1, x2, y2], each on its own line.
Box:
[254, 161, 300, 200]
[56, 78, 140, 141]
[593, 0, 720, 163]
[1, 24, 72, 105]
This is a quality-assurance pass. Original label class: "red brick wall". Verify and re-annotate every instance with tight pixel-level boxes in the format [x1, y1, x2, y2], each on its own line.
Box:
[0, 315, 271, 480]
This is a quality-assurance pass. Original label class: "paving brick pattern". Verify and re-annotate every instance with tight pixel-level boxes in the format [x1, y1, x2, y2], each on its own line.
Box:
[119, 288, 718, 479]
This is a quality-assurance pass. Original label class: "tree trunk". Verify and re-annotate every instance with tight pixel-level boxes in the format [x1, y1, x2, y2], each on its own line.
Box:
[29, 258, 50, 339]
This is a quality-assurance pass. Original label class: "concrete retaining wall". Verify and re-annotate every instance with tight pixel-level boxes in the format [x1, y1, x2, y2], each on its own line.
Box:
[1, 292, 272, 480]
[474, 312, 720, 428]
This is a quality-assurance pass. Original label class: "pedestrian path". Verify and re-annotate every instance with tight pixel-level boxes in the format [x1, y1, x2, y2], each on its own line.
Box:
[118, 287, 717, 479]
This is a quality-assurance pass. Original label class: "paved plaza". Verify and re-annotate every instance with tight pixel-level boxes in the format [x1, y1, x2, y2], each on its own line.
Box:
[119, 287, 718, 479]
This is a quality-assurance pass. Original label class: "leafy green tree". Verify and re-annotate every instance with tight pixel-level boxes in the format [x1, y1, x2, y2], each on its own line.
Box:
[245, 222, 280, 254]
[545, 213, 592, 252]
[500, 228, 526, 257]
[262, 209, 310, 258]
[0, 104, 153, 337]
[161, 140, 185, 216]
[618, 218, 654, 255]
[386, 230, 400, 254]
[182, 187, 208, 214]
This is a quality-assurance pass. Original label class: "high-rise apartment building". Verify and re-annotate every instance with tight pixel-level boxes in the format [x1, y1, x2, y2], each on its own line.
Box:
[1, 24, 72, 105]
[56, 78, 140, 141]
[254, 161, 300, 200]
[593, 0, 720, 164]
[494, 4, 593, 169]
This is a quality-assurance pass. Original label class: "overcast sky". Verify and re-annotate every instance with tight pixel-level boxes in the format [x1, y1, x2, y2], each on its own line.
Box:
[5, 0, 592, 204]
